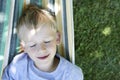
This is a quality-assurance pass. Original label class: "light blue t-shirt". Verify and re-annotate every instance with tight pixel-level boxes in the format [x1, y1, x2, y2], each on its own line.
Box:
[2, 53, 83, 80]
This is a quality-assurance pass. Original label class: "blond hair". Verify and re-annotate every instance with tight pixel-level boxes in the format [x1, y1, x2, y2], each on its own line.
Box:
[16, 4, 57, 40]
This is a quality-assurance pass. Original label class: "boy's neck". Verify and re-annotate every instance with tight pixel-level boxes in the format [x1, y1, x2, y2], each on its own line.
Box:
[34, 57, 60, 72]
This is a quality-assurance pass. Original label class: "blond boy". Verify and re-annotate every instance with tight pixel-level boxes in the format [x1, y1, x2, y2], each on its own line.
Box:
[2, 4, 83, 80]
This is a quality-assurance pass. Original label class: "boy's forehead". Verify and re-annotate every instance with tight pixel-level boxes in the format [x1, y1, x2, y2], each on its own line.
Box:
[22, 26, 56, 42]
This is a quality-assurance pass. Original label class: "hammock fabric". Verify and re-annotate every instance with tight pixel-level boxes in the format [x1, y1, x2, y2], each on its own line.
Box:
[0, 0, 74, 76]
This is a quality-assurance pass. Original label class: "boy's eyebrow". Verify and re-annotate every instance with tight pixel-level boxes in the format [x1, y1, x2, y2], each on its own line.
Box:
[25, 41, 35, 45]
[44, 37, 54, 41]
[25, 37, 54, 44]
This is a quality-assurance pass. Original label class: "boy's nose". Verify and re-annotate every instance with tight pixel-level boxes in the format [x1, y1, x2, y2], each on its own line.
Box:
[38, 43, 46, 52]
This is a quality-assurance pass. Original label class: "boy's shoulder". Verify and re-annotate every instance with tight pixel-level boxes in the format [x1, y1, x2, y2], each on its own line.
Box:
[60, 55, 82, 71]
[12, 53, 28, 63]
[59, 55, 83, 80]
[9, 53, 29, 68]
[2, 53, 29, 79]
[68, 63, 83, 80]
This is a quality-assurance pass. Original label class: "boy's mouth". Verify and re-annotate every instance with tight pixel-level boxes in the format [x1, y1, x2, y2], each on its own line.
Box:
[37, 54, 49, 60]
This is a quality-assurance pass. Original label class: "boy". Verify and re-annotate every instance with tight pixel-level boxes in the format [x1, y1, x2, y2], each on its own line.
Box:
[2, 4, 83, 80]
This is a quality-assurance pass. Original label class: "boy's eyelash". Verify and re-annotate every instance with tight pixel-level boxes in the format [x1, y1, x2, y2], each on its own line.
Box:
[30, 44, 36, 47]
[44, 41, 51, 43]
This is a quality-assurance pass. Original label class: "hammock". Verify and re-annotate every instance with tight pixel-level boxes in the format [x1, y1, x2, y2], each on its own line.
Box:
[0, 0, 74, 76]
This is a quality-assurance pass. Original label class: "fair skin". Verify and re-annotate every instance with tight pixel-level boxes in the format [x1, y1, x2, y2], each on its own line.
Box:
[21, 26, 61, 72]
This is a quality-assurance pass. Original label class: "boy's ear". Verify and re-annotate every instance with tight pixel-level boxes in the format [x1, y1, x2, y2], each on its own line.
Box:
[20, 40, 25, 47]
[19, 41, 25, 52]
[56, 31, 61, 45]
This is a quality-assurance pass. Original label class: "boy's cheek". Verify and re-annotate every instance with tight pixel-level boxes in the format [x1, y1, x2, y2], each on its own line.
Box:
[46, 44, 57, 52]
[47, 43, 56, 48]
[24, 47, 33, 53]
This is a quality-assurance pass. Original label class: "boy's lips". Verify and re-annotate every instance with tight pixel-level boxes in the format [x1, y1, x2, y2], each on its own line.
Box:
[37, 54, 49, 60]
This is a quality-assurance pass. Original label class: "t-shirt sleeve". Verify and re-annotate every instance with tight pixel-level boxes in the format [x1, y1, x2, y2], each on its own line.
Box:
[2, 64, 15, 80]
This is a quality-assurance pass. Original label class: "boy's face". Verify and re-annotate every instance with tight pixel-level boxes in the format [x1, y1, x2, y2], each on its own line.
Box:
[22, 26, 60, 65]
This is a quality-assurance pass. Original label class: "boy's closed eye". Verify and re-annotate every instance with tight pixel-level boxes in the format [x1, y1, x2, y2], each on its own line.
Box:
[29, 41, 51, 48]
[30, 44, 37, 47]
[44, 41, 51, 43]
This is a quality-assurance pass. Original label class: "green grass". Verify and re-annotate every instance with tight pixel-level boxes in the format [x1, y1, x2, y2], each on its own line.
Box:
[73, 0, 120, 80]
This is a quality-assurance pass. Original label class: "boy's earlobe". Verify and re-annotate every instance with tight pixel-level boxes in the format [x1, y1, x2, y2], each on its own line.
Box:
[56, 31, 61, 45]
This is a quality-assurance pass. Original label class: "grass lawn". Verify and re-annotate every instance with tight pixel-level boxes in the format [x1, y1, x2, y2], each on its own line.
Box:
[73, 0, 120, 80]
